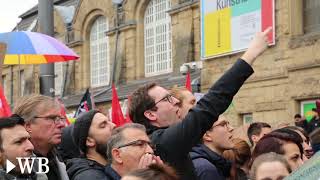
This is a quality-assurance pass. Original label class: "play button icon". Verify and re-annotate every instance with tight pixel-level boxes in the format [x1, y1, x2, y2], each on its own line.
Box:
[6, 159, 16, 173]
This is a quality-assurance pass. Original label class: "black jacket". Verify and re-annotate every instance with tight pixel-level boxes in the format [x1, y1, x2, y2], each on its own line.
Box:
[57, 124, 80, 163]
[190, 144, 231, 180]
[0, 169, 39, 180]
[104, 165, 121, 180]
[148, 59, 254, 180]
[67, 158, 111, 180]
[307, 117, 320, 134]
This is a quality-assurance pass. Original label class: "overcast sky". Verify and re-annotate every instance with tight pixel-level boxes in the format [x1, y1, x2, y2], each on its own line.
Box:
[0, 0, 38, 33]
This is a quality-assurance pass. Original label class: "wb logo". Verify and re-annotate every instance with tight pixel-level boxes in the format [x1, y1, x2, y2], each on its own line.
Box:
[6, 157, 49, 174]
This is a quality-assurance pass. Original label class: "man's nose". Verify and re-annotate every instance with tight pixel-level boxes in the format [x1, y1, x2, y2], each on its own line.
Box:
[109, 121, 116, 129]
[298, 158, 304, 166]
[56, 120, 66, 128]
[25, 139, 34, 151]
[228, 125, 234, 132]
[172, 96, 180, 105]
[145, 144, 154, 154]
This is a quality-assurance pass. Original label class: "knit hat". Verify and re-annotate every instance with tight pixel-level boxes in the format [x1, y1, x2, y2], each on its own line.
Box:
[73, 110, 99, 154]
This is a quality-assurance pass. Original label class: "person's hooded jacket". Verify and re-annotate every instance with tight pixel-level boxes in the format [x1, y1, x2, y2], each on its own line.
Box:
[67, 158, 112, 180]
[190, 144, 232, 180]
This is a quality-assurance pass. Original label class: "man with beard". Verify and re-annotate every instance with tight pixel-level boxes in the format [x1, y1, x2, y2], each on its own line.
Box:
[67, 110, 115, 180]
[0, 114, 40, 180]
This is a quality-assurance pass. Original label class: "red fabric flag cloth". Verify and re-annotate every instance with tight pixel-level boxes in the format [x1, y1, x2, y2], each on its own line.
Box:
[125, 95, 132, 123]
[0, 85, 11, 117]
[57, 98, 70, 125]
[112, 84, 126, 127]
[185, 71, 192, 92]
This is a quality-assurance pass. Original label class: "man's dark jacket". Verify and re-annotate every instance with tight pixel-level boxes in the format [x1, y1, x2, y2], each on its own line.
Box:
[190, 144, 232, 180]
[104, 165, 121, 180]
[147, 59, 254, 180]
[67, 158, 116, 180]
[307, 116, 320, 134]
[57, 124, 80, 163]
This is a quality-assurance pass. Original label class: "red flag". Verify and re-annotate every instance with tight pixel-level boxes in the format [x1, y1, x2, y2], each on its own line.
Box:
[0, 85, 11, 117]
[57, 98, 70, 125]
[185, 71, 192, 92]
[112, 84, 126, 127]
[125, 95, 132, 123]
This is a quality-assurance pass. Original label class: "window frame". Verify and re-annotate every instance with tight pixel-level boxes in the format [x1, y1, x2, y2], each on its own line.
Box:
[89, 16, 110, 87]
[303, 0, 320, 34]
[242, 113, 253, 125]
[144, 0, 172, 77]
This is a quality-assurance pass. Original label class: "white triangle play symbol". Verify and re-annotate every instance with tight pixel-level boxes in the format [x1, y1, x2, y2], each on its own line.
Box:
[6, 159, 16, 173]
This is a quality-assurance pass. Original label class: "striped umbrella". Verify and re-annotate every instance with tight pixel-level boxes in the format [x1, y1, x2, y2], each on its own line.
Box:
[0, 31, 79, 64]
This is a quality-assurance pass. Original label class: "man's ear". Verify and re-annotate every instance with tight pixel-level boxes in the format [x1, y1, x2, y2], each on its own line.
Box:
[24, 122, 32, 134]
[112, 148, 123, 164]
[251, 135, 259, 144]
[144, 110, 157, 121]
[86, 137, 95, 149]
[203, 132, 212, 142]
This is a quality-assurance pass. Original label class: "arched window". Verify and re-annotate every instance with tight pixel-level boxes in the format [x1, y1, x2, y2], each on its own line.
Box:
[144, 0, 172, 77]
[90, 16, 109, 87]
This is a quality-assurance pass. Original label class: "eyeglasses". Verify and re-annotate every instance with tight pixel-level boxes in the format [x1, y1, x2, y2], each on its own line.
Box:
[154, 94, 174, 106]
[34, 115, 66, 124]
[117, 139, 155, 150]
[212, 121, 231, 128]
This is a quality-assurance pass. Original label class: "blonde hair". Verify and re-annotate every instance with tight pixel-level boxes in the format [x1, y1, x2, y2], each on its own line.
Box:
[250, 152, 291, 180]
[170, 86, 190, 106]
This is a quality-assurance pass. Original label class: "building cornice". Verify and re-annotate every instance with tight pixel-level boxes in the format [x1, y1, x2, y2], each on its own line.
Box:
[168, 0, 199, 15]
[105, 20, 137, 36]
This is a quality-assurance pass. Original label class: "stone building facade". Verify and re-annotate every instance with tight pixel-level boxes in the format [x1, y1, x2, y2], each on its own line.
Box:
[2, 0, 320, 128]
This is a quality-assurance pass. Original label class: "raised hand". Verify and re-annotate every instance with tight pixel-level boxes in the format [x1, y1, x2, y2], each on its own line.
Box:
[241, 27, 272, 65]
[138, 153, 164, 169]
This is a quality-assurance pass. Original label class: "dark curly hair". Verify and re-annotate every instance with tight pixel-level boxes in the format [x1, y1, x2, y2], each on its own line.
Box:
[129, 83, 158, 131]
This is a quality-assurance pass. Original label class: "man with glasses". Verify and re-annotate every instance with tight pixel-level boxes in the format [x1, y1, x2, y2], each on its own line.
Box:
[190, 115, 234, 179]
[129, 27, 272, 179]
[67, 110, 115, 180]
[105, 123, 163, 179]
[13, 94, 69, 180]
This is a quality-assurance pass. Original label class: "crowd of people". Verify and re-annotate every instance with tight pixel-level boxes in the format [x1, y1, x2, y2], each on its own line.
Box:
[0, 27, 319, 180]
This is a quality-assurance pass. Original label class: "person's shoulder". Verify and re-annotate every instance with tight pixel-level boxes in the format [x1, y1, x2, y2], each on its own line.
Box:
[73, 168, 107, 180]
[149, 128, 166, 142]
[193, 159, 221, 179]
[67, 158, 106, 180]
[193, 158, 218, 171]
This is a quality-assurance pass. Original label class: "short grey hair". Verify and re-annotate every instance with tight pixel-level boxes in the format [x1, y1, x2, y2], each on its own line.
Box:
[13, 94, 60, 123]
[106, 123, 146, 162]
[250, 152, 291, 180]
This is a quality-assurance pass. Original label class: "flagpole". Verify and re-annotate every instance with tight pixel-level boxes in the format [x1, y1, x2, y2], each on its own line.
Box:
[18, 56, 21, 96]
[110, 2, 121, 85]
[39, 0, 55, 97]
[9, 65, 13, 106]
